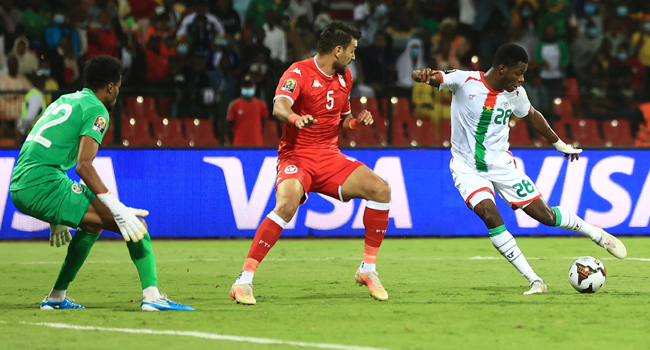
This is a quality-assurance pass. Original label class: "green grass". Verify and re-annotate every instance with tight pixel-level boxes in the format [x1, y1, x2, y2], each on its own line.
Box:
[1, 237, 649, 350]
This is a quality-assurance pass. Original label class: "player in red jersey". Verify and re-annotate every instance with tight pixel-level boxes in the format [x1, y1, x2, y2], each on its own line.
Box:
[229, 21, 391, 304]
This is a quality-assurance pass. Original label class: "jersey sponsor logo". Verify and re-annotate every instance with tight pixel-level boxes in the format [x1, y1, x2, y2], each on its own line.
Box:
[338, 75, 346, 87]
[281, 78, 297, 93]
[284, 165, 298, 174]
[71, 183, 83, 194]
[290, 68, 302, 77]
[92, 116, 107, 135]
[312, 79, 322, 87]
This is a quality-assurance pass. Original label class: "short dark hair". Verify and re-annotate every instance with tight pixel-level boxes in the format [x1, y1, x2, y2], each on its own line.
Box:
[84, 55, 123, 90]
[317, 21, 361, 54]
[491, 43, 529, 68]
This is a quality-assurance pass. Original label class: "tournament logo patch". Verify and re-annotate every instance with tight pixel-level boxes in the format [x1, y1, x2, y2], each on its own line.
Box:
[71, 183, 83, 194]
[92, 116, 107, 135]
[281, 78, 297, 93]
[284, 165, 298, 174]
[501, 102, 512, 110]
[443, 69, 456, 74]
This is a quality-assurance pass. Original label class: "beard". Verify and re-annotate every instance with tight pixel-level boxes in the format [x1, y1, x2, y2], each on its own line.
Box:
[333, 59, 349, 75]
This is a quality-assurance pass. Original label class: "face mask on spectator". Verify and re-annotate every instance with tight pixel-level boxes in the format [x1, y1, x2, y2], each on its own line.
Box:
[99, 24, 111, 30]
[584, 4, 596, 15]
[618, 53, 628, 62]
[54, 14, 65, 25]
[241, 87, 255, 97]
[644, 22, 650, 31]
[177, 43, 189, 55]
[36, 69, 51, 76]
[587, 27, 600, 37]
[521, 9, 533, 18]
[410, 48, 420, 58]
[616, 6, 627, 16]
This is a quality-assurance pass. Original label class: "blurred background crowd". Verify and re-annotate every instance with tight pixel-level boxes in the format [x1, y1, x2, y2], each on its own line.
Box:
[1, 0, 650, 148]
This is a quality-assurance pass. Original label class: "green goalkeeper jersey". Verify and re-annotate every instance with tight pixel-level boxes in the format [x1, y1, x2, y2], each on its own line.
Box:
[10, 88, 110, 191]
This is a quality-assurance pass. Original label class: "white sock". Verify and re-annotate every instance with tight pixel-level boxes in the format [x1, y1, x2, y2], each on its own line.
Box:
[143, 286, 161, 301]
[359, 261, 376, 273]
[553, 206, 603, 243]
[234, 270, 254, 285]
[490, 226, 540, 284]
[47, 289, 66, 302]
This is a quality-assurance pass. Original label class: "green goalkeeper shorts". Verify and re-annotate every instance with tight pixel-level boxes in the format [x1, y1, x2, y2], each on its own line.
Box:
[10, 178, 96, 228]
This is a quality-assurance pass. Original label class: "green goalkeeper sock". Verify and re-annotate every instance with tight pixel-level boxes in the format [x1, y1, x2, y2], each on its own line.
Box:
[126, 233, 158, 289]
[53, 229, 100, 290]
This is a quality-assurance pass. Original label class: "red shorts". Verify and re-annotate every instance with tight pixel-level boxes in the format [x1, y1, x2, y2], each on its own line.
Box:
[276, 149, 365, 204]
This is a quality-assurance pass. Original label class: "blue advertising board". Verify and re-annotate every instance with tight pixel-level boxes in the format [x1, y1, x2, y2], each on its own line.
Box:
[1, 149, 650, 239]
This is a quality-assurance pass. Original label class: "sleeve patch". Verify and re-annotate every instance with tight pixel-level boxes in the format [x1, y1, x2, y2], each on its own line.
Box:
[442, 69, 456, 74]
[92, 116, 107, 135]
[281, 78, 297, 93]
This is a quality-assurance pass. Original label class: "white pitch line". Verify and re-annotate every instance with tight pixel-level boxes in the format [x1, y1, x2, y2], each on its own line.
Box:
[9, 321, 390, 350]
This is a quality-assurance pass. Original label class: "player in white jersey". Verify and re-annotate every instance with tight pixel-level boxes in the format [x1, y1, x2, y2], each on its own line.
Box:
[412, 43, 627, 294]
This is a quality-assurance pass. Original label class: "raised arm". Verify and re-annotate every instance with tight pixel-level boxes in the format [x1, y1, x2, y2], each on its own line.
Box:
[411, 68, 442, 89]
[523, 107, 582, 162]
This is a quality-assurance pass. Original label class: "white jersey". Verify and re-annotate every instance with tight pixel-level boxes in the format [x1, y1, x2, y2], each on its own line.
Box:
[437, 70, 532, 172]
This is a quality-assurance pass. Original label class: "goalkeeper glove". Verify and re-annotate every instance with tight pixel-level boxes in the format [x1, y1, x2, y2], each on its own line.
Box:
[49, 224, 72, 247]
[97, 191, 149, 243]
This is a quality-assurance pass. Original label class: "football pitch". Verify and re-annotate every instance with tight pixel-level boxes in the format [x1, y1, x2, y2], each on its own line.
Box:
[1, 237, 649, 350]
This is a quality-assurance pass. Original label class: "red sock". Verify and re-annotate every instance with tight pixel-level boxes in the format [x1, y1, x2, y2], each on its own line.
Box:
[244, 212, 287, 272]
[362, 202, 390, 264]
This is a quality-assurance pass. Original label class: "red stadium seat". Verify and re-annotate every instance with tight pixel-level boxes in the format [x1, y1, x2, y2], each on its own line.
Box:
[571, 118, 602, 146]
[158, 96, 173, 118]
[351, 97, 385, 120]
[121, 115, 155, 146]
[552, 99, 574, 121]
[391, 119, 411, 146]
[124, 96, 159, 121]
[602, 119, 635, 146]
[184, 118, 220, 146]
[338, 129, 351, 147]
[508, 119, 533, 146]
[349, 125, 380, 146]
[438, 119, 452, 148]
[391, 97, 412, 122]
[153, 118, 186, 146]
[564, 77, 580, 108]
[409, 119, 438, 146]
[263, 120, 281, 146]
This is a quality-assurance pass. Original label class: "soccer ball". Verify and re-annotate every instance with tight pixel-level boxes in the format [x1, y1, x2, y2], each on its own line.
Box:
[568, 256, 606, 293]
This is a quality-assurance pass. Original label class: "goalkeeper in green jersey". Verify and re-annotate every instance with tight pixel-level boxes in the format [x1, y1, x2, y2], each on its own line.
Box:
[10, 55, 193, 311]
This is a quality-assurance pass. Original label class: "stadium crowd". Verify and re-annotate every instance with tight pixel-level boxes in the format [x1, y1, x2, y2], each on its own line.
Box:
[1, 0, 650, 147]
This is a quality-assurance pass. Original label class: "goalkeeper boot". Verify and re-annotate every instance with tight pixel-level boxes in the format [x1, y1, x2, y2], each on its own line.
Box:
[523, 280, 548, 295]
[230, 283, 256, 305]
[355, 269, 388, 301]
[141, 293, 194, 311]
[595, 226, 627, 259]
[40, 296, 85, 310]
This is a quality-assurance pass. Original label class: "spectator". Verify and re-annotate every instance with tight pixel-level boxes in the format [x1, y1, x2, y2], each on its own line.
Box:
[215, 0, 242, 39]
[121, 22, 147, 86]
[609, 42, 646, 91]
[416, 0, 440, 37]
[387, 9, 415, 53]
[432, 40, 461, 71]
[354, 0, 388, 68]
[155, 0, 184, 32]
[603, 2, 637, 39]
[127, 0, 158, 34]
[0, 0, 23, 46]
[241, 26, 272, 71]
[58, 35, 81, 87]
[458, 0, 476, 46]
[21, 0, 50, 51]
[174, 54, 214, 118]
[578, 1, 602, 36]
[535, 0, 569, 39]
[0, 55, 31, 130]
[432, 18, 470, 66]
[87, 0, 120, 23]
[632, 15, 650, 89]
[603, 19, 629, 58]
[509, 1, 538, 59]
[44, 10, 80, 57]
[535, 23, 569, 99]
[38, 59, 58, 105]
[245, 0, 283, 29]
[86, 11, 119, 58]
[395, 38, 425, 93]
[521, 67, 559, 125]
[177, 0, 225, 55]
[288, 0, 313, 23]
[474, 0, 510, 71]
[10, 36, 38, 75]
[322, 0, 357, 24]
[68, 6, 88, 57]
[17, 68, 47, 140]
[262, 9, 287, 65]
[144, 34, 172, 83]
[145, 12, 175, 43]
[363, 31, 395, 98]
[285, 15, 316, 62]
[572, 21, 604, 82]
[227, 75, 268, 146]
[349, 61, 375, 97]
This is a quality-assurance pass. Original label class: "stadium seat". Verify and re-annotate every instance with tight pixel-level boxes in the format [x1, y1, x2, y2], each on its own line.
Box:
[602, 119, 635, 146]
[158, 96, 173, 118]
[571, 118, 602, 146]
[508, 119, 533, 146]
[349, 125, 380, 146]
[183, 118, 220, 146]
[351, 97, 385, 120]
[0, 138, 16, 147]
[263, 119, 281, 146]
[153, 118, 186, 146]
[124, 96, 159, 121]
[438, 119, 452, 148]
[564, 77, 580, 108]
[373, 117, 388, 145]
[338, 129, 351, 147]
[409, 119, 438, 146]
[391, 97, 413, 122]
[391, 119, 411, 146]
[552, 98, 574, 121]
[121, 115, 155, 146]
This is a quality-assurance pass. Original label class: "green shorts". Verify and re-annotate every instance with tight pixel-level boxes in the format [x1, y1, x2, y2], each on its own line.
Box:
[10, 178, 96, 228]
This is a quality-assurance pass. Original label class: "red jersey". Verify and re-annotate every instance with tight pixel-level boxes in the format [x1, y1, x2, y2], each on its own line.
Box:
[227, 97, 268, 146]
[274, 57, 352, 154]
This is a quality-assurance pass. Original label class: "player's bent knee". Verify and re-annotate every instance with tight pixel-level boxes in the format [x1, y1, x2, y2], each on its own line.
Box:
[274, 200, 299, 221]
[366, 180, 391, 203]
